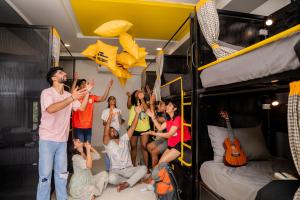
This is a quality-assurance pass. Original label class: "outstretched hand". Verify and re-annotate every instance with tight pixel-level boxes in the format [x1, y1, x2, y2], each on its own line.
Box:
[146, 109, 155, 119]
[84, 142, 91, 151]
[134, 105, 143, 114]
[138, 91, 144, 100]
[72, 87, 87, 100]
[108, 79, 113, 88]
[86, 80, 95, 92]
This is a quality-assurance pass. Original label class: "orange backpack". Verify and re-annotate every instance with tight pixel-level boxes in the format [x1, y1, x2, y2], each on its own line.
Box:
[152, 162, 182, 200]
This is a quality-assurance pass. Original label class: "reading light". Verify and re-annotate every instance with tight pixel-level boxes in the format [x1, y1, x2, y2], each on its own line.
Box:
[156, 47, 162, 51]
[265, 19, 273, 26]
[65, 43, 70, 47]
[271, 101, 279, 106]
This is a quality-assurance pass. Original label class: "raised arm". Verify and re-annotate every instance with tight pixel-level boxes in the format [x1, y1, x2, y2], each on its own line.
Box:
[149, 93, 156, 114]
[84, 142, 93, 169]
[146, 109, 166, 131]
[127, 106, 142, 139]
[126, 91, 132, 109]
[46, 87, 87, 114]
[103, 108, 114, 145]
[77, 81, 94, 111]
[143, 126, 178, 139]
[96, 79, 113, 102]
[71, 72, 79, 93]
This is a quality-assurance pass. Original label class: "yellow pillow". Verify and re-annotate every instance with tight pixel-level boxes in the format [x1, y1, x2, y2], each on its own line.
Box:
[119, 33, 139, 59]
[117, 77, 127, 86]
[94, 40, 118, 68]
[138, 47, 148, 59]
[94, 20, 133, 37]
[108, 64, 132, 79]
[134, 57, 147, 67]
[116, 52, 137, 67]
[81, 43, 99, 61]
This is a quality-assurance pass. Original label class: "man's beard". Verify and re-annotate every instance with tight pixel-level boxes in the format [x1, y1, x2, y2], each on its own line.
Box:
[59, 77, 67, 84]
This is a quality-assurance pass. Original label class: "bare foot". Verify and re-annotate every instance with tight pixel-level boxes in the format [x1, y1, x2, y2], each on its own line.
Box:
[143, 176, 154, 184]
[117, 182, 130, 192]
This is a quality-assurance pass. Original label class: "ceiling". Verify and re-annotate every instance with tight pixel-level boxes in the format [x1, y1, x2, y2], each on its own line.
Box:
[4, 0, 290, 58]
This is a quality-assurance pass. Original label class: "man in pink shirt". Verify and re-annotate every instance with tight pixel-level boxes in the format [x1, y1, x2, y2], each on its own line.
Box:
[37, 67, 93, 200]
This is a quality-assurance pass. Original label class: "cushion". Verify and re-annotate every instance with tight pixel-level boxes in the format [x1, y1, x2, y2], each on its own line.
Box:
[119, 33, 139, 59]
[207, 125, 271, 162]
[117, 52, 137, 67]
[94, 20, 132, 37]
[94, 40, 118, 68]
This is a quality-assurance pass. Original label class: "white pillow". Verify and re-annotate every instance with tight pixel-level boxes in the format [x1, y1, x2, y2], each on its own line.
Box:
[207, 125, 271, 163]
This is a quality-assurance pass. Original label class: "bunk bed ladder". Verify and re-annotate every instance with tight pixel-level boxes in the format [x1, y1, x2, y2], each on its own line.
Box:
[161, 76, 192, 167]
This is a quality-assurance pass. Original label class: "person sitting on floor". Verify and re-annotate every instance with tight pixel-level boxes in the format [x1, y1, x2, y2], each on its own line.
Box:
[143, 101, 191, 165]
[101, 96, 125, 171]
[103, 106, 147, 192]
[69, 140, 108, 200]
[147, 94, 168, 169]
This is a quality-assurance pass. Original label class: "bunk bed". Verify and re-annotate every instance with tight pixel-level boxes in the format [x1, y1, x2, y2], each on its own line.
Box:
[187, 1, 300, 200]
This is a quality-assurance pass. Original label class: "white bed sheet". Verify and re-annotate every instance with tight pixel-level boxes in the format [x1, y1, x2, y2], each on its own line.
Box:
[200, 160, 296, 200]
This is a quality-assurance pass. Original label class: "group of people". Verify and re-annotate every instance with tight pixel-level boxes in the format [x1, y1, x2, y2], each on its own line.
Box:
[36, 67, 191, 200]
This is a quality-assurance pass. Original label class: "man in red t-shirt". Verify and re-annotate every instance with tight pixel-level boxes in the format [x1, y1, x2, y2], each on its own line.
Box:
[72, 74, 113, 142]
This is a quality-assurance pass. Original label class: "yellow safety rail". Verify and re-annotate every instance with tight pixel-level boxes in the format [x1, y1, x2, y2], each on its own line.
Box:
[161, 76, 192, 167]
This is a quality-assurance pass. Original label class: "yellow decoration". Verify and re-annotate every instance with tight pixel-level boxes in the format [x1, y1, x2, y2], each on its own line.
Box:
[138, 47, 148, 59]
[119, 33, 139, 59]
[116, 52, 137, 67]
[94, 20, 133, 37]
[94, 40, 118, 68]
[109, 64, 132, 79]
[81, 43, 99, 61]
[118, 77, 127, 86]
[134, 57, 147, 67]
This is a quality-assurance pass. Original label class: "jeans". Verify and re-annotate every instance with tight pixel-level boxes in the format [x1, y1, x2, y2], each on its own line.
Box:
[37, 140, 68, 200]
[74, 128, 92, 143]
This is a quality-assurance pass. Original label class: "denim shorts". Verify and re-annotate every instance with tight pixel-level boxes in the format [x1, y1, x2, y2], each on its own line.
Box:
[74, 128, 92, 143]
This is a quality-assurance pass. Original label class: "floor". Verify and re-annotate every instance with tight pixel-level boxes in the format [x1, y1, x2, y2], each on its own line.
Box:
[51, 147, 156, 200]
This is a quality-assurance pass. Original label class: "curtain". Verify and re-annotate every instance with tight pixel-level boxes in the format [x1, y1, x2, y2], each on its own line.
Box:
[153, 50, 164, 101]
[288, 81, 300, 199]
[196, 0, 236, 59]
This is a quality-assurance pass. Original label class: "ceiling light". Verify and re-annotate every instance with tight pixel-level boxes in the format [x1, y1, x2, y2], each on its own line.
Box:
[271, 80, 279, 83]
[156, 47, 162, 51]
[265, 19, 273, 26]
[64, 43, 70, 47]
[271, 101, 279, 106]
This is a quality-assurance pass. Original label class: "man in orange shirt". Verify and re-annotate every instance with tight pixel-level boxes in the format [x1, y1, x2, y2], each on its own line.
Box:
[72, 75, 113, 143]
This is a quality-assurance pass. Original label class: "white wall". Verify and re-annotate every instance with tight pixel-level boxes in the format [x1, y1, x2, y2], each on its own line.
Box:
[75, 60, 141, 147]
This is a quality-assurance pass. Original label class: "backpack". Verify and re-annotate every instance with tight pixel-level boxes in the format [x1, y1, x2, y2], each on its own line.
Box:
[151, 162, 182, 200]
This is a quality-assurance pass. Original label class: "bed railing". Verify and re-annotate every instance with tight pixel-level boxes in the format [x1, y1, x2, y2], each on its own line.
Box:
[161, 76, 192, 167]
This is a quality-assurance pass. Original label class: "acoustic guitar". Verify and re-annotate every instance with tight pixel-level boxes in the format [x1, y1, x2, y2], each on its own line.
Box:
[220, 111, 247, 167]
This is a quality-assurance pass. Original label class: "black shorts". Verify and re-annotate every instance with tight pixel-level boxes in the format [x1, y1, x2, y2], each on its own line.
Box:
[168, 140, 191, 152]
[128, 127, 150, 137]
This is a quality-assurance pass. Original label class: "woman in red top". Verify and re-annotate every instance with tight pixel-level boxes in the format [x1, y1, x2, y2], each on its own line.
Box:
[143, 101, 191, 165]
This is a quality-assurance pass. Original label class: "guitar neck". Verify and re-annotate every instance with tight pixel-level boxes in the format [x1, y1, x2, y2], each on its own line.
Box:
[225, 118, 235, 142]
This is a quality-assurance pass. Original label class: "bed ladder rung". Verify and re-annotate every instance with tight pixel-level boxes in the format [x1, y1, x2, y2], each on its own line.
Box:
[183, 123, 191, 127]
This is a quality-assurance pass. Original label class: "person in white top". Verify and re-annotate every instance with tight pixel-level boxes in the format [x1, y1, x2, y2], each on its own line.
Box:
[103, 106, 147, 192]
[101, 96, 125, 133]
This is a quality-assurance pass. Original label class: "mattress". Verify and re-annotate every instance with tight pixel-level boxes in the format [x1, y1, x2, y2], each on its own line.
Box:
[200, 160, 296, 200]
[200, 26, 300, 88]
